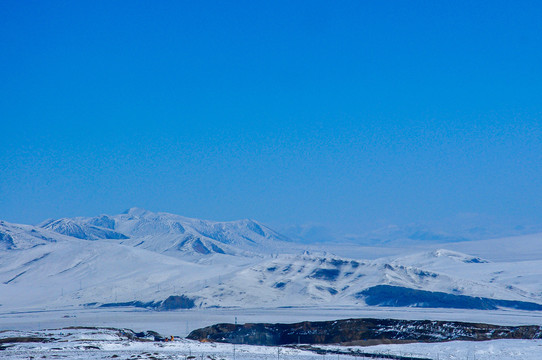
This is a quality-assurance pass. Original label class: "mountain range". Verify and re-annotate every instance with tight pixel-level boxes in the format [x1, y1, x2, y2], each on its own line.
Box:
[1, 208, 542, 313]
[38, 207, 290, 258]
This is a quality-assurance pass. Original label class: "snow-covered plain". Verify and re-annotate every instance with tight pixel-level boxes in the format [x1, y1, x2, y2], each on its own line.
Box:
[316, 340, 542, 360]
[2, 327, 542, 360]
[1, 327, 320, 360]
[2, 208, 542, 358]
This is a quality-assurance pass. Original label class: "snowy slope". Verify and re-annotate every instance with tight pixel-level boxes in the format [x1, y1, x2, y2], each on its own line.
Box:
[0, 220, 58, 250]
[191, 251, 542, 308]
[39, 218, 128, 240]
[390, 249, 542, 300]
[0, 221, 238, 310]
[445, 232, 542, 262]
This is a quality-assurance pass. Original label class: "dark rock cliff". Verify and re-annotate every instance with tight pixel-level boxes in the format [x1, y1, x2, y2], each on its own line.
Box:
[187, 318, 542, 345]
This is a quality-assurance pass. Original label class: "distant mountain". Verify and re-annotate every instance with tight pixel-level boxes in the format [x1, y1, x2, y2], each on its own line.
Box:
[0, 220, 215, 310]
[286, 217, 542, 246]
[39, 218, 128, 240]
[279, 224, 339, 243]
[38, 207, 291, 258]
[346, 224, 469, 245]
[280, 223, 473, 246]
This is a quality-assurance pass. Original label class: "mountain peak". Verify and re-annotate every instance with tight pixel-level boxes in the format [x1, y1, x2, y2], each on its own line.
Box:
[122, 207, 152, 217]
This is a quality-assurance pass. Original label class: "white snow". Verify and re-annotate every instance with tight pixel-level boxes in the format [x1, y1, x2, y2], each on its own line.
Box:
[2, 327, 542, 360]
[2, 209, 542, 359]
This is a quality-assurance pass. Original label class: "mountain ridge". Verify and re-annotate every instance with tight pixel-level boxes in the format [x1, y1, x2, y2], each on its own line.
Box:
[38, 208, 291, 258]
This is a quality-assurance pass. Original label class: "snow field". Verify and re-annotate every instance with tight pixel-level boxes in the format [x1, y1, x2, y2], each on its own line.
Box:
[2, 328, 542, 360]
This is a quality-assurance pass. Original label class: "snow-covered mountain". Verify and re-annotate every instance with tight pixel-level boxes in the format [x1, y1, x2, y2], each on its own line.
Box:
[345, 224, 470, 245]
[1, 209, 542, 313]
[39, 218, 129, 240]
[291, 218, 542, 247]
[0, 220, 58, 250]
[0, 219, 246, 310]
[190, 251, 542, 308]
[39, 207, 291, 258]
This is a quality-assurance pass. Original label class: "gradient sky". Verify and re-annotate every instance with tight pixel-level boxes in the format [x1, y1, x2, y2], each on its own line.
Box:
[1, 1, 541, 233]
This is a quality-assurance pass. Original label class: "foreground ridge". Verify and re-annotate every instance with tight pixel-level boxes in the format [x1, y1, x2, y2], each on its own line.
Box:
[187, 317, 542, 346]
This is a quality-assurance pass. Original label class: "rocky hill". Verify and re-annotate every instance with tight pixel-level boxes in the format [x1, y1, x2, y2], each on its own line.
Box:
[187, 317, 542, 346]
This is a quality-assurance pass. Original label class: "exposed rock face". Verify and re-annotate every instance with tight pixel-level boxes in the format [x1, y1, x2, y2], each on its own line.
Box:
[187, 318, 542, 345]
[98, 295, 195, 310]
[0, 231, 15, 250]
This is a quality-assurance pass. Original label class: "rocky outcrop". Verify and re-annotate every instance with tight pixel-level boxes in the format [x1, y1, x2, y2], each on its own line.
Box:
[187, 318, 542, 345]
[98, 295, 195, 310]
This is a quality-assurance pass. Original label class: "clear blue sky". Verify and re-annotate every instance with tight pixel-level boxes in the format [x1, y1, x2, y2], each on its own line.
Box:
[1, 1, 541, 233]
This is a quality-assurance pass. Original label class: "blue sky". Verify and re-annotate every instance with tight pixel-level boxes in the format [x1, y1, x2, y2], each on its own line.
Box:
[1, 1, 541, 234]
